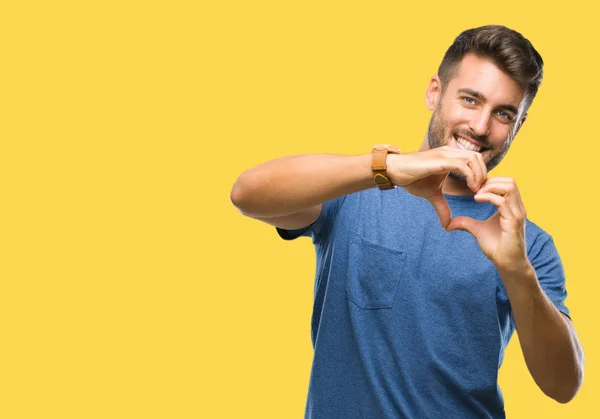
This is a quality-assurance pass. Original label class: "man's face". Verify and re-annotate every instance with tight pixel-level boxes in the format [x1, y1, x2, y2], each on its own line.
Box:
[426, 54, 526, 179]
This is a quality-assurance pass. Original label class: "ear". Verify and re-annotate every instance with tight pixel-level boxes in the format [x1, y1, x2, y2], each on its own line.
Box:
[513, 114, 527, 137]
[425, 76, 442, 111]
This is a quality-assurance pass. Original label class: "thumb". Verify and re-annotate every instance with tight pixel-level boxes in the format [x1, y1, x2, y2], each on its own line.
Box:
[427, 191, 451, 229]
[446, 216, 480, 235]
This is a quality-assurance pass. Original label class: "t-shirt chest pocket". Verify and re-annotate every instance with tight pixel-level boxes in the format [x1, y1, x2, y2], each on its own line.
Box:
[346, 237, 407, 309]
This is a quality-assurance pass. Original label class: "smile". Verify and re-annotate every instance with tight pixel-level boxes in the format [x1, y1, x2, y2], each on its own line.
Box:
[454, 135, 484, 152]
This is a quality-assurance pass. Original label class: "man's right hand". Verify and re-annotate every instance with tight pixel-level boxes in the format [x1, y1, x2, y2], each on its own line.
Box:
[386, 146, 487, 228]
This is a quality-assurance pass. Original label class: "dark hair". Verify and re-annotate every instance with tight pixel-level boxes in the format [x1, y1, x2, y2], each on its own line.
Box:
[438, 25, 544, 112]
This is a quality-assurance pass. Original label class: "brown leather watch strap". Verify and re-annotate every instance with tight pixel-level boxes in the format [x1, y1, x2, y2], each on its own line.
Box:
[372, 144, 401, 190]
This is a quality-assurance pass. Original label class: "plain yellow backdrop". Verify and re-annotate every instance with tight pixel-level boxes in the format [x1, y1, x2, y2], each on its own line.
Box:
[1, 0, 597, 418]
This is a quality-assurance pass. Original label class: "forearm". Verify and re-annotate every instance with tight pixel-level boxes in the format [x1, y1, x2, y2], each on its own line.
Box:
[230, 153, 374, 217]
[499, 263, 584, 403]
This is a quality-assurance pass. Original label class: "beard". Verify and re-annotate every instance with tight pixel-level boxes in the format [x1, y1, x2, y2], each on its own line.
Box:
[426, 104, 512, 181]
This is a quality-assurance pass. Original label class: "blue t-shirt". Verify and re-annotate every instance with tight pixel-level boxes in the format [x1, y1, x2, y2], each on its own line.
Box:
[277, 188, 570, 418]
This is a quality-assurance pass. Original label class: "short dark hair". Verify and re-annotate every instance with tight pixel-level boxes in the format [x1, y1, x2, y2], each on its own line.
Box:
[438, 25, 544, 112]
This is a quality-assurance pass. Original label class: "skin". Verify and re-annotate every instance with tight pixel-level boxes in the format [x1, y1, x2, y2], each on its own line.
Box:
[418, 53, 533, 267]
[425, 54, 525, 177]
[413, 53, 584, 403]
[232, 52, 585, 404]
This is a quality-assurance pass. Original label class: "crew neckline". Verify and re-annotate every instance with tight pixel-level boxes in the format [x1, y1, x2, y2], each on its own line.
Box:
[443, 193, 476, 202]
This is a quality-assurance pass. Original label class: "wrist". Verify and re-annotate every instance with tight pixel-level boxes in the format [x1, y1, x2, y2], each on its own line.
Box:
[386, 153, 413, 188]
[496, 257, 534, 278]
[371, 144, 401, 190]
[497, 260, 541, 304]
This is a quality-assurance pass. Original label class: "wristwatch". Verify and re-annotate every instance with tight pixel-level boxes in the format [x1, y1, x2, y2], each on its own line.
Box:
[372, 144, 401, 190]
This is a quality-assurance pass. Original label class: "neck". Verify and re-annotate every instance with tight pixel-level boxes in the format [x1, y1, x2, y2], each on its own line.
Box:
[442, 176, 475, 196]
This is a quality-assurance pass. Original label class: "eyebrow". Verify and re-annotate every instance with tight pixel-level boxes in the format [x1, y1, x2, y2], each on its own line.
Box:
[457, 88, 519, 115]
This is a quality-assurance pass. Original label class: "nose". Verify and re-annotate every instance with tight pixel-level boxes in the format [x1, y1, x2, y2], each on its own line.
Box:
[468, 110, 491, 137]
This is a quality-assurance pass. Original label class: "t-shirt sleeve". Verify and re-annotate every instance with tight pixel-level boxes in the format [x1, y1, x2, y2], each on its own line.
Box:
[276, 196, 346, 244]
[528, 234, 571, 319]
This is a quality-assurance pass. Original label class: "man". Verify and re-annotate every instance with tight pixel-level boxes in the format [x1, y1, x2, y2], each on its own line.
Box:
[230, 25, 584, 418]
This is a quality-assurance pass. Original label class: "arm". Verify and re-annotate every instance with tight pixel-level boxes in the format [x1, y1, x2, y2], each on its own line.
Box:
[230, 154, 374, 219]
[499, 263, 584, 403]
[231, 147, 487, 227]
[447, 178, 584, 403]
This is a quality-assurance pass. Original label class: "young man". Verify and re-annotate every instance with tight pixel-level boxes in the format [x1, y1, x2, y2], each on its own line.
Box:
[231, 25, 584, 418]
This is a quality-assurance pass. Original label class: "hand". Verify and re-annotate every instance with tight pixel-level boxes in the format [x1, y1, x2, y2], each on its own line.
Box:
[387, 146, 487, 228]
[446, 177, 529, 270]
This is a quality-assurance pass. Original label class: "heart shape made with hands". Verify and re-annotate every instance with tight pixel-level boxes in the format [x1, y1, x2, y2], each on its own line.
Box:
[426, 177, 528, 265]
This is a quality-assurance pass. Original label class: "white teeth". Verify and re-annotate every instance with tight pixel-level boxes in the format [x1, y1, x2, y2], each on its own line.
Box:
[455, 136, 482, 152]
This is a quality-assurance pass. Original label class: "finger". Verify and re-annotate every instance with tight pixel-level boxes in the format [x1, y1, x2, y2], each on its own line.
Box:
[473, 192, 516, 222]
[434, 148, 486, 191]
[440, 159, 478, 192]
[467, 152, 487, 191]
[476, 182, 526, 219]
[477, 179, 517, 196]
[427, 190, 451, 229]
[475, 152, 488, 185]
[446, 215, 481, 235]
[438, 148, 486, 184]
[439, 146, 484, 160]
[482, 177, 515, 184]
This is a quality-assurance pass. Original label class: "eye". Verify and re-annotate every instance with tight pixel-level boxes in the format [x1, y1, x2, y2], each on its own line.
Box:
[495, 110, 513, 120]
[462, 97, 476, 105]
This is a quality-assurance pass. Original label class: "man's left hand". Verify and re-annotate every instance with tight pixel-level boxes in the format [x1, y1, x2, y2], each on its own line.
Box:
[446, 177, 530, 271]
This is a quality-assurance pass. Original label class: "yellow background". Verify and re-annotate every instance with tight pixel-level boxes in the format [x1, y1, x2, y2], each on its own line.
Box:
[1, 0, 597, 417]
